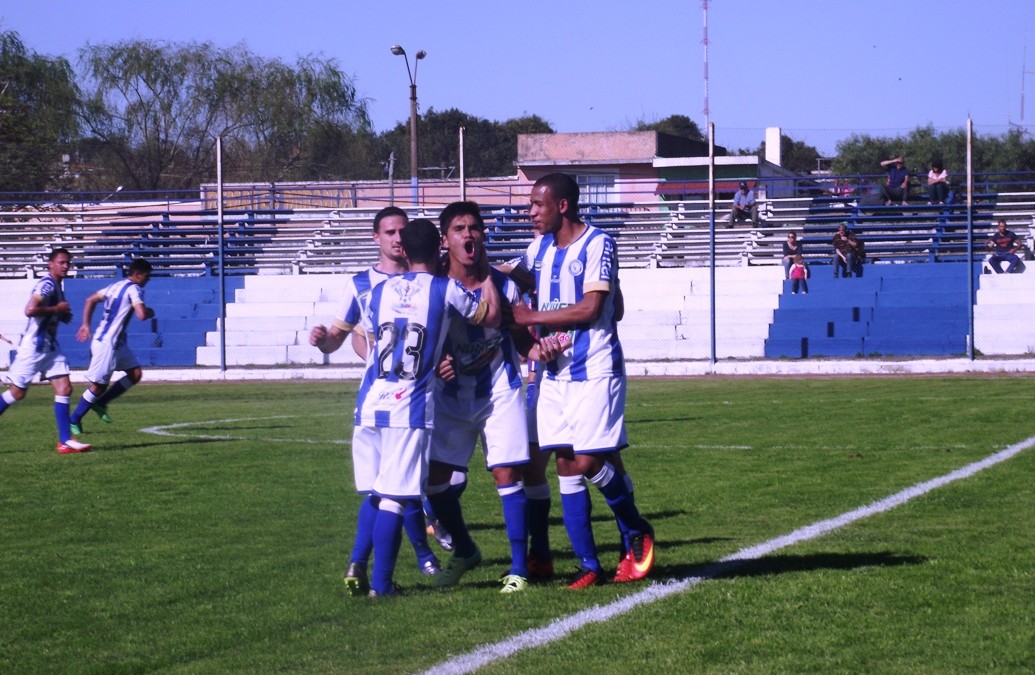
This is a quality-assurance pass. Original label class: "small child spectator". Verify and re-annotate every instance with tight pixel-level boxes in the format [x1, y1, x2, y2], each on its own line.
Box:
[790, 254, 810, 294]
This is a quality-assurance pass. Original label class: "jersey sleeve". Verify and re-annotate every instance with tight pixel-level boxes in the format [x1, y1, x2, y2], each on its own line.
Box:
[333, 276, 363, 333]
[582, 233, 617, 294]
[446, 278, 486, 324]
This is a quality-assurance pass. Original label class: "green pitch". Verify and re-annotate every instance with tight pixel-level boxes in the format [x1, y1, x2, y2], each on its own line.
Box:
[1, 377, 1032, 673]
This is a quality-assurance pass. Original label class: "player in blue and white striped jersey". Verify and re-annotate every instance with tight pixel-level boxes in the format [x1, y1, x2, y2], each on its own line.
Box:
[309, 206, 444, 595]
[350, 218, 500, 597]
[69, 258, 155, 435]
[0, 248, 91, 454]
[511, 172, 655, 589]
[423, 201, 564, 593]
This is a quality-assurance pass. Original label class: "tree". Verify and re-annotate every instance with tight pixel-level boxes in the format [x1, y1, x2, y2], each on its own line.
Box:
[77, 40, 372, 191]
[760, 134, 822, 174]
[634, 114, 704, 141]
[382, 109, 553, 180]
[0, 30, 80, 197]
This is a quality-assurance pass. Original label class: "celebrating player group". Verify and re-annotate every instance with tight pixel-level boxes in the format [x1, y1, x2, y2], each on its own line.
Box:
[311, 172, 655, 596]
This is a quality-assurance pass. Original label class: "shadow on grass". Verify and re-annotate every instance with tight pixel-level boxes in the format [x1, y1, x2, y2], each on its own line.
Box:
[654, 551, 926, 582]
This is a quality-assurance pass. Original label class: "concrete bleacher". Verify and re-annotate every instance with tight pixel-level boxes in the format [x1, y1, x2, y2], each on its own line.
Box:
[0, 276, 241, 370]
[764, 263, 979, 358]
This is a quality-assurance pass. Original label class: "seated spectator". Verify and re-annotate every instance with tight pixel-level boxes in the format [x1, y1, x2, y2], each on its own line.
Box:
[781, 232, 804, 279]
[729, 181, 758, 227]
[879, 155, 910, 205]
[986, 219, 1023, 274]
[927, 160, 949, 204]
[832, 224, 863, 278]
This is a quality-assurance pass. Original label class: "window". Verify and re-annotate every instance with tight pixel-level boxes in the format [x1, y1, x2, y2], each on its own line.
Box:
[576, 174, 616, 207]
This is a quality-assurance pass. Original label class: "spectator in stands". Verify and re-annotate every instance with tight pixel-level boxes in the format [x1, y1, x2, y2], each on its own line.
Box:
[729, 181, 758, 228]
[832, 224, 862, 278]
[879, 155, 910, 205]
[927, 160, 949, 204]
[789, 255, 810, 294]
[781, 231, 804, 279]
[985, 219, 1023, 274]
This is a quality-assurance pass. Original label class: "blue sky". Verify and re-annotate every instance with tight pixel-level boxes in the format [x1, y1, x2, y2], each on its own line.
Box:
[3, 0, 1032, 154]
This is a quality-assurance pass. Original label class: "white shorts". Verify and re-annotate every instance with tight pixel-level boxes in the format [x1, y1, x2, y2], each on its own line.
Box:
[85, 340, 140, 385]
[430, 386, 529, 471]
[5, 346, 70, 389]
[537, 376, 628, 454]
[351, 425, 430, 500]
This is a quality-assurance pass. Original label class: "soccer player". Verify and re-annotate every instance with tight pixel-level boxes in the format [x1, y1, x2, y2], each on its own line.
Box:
[0, 248, 91, 454]
[350, 217, 500, 597]
[424, 201, 563, 593]
[69, 258, 156, 435]
[308, 207, 444, 595]
[511, 172, 655, 589]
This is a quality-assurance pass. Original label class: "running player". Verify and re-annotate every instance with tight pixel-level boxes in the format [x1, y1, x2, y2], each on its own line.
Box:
[511, 172, 655, 588]
[352, 218, 500, 597]
[0, 248, 91, 454]
[69, 258, 155, 435]
[309, 206, 443, 594]
[424, 201, 563, 593]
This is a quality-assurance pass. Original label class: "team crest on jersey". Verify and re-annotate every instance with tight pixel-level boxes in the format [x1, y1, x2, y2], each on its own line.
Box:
[391, 278, 423, 314]
[568, 260, 584, 276]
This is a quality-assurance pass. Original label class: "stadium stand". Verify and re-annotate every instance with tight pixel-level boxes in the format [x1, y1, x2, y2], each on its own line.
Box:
[2, 187, 1034, 367]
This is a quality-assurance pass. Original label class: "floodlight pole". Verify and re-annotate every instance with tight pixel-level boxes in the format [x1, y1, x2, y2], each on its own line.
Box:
[392, 45, 426, 206]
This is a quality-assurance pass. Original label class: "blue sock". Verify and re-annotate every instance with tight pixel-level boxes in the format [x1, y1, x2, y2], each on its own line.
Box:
[559, 475, 600, 572]
[349, 495, 378, 566]
[94, 378, 132, 408]
[525, 483, 552, 559]
[0, 390, 16, 416]
[55, 396, 71, 443]
[423, 496, 437, 522]
[71, 389, 97, 425]
[403, 500, 436, 565]
[427, 486, 476, 558]
[590, 463, 649, 540]
[370, 501, 405, 596]
[499, 483, 528, 577]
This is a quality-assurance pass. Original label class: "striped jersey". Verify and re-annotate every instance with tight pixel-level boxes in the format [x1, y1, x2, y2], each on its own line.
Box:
[523, 224, 625, 381]
[92, 279, 146, 348]
[438, 268, 523, 401]
[354, 272, 485, 429]
[333, 266, 395, 337]
[20, 274, 65, 353]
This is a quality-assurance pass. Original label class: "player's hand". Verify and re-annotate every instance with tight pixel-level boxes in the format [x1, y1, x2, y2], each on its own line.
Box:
[309, 325, 328, 347]
[75, 325, 92, 343]
[437, 354, 456, 382]
[530, 333, 567, 362]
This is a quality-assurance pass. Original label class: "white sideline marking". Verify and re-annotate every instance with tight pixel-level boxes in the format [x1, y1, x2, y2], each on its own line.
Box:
[421, 436, 1035, 675]
[139, 415, 349, 445]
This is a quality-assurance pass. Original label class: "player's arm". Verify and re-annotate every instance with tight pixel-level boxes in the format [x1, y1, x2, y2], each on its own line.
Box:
[133, 301, 156, 321]
[26, 293, 70, 320]
[350, 327, 369, 361]
[511, 288, 607, 329]
[309, 320, 352, 354]
[74, 292, 104, 342]
[470, 260, 501, 329]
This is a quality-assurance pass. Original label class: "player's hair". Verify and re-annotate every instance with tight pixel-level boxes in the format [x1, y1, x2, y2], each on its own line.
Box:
[438, 201, 484, 236]
[48, 247, 71, 261]
[373, 206, 408, 233]
[401, 218, 442, 266]
[128, 258, 153, 275]
[534, 172, 580, 217]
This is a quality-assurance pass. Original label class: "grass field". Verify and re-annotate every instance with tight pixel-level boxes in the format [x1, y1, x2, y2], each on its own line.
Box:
[1, 377, 1033, 674]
